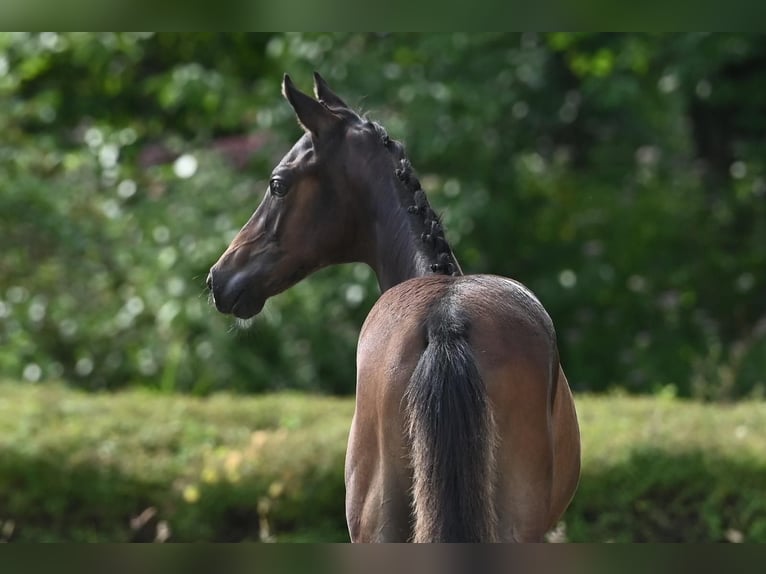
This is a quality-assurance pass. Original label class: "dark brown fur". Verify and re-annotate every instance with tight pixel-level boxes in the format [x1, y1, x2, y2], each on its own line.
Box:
[208, 74, 581, 542]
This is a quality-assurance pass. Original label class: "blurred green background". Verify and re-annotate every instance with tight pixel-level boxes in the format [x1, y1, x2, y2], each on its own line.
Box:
[1, 33, 765, 542]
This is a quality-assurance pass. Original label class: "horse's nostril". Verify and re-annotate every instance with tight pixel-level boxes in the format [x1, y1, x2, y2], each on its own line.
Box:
[206, 272, 213, 291]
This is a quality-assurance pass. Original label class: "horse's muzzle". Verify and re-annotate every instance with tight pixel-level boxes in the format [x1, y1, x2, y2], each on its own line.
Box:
[207, 266, 265, 319]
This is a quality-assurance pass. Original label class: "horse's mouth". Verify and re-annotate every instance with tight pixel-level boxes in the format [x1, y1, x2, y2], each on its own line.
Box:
[231, 293, 265, 319]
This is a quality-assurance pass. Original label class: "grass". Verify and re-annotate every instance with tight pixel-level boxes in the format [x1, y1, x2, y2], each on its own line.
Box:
[0, 380, 764, 542]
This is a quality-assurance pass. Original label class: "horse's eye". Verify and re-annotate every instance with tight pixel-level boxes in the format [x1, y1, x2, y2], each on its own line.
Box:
[270, 178, 288, 197]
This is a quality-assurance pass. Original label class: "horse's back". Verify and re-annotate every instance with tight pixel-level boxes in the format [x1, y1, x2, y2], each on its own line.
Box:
[359, 273, 558, 393]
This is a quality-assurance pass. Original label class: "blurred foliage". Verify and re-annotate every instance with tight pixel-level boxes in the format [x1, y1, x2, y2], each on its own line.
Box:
[569, 392, 766, 542]
[1, 382, 765, 542]
[1, 33, 765, 396]
[0, 381, 351, 542]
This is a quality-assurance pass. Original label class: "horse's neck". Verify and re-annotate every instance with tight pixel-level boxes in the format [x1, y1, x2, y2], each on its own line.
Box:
[371, 204, 433, 292]
[366, 171, 461, 293]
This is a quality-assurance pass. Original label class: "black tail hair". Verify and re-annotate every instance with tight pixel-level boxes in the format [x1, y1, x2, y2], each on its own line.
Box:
[404, 296, 498, 542]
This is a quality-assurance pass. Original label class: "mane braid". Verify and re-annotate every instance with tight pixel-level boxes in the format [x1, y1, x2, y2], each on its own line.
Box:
[372, 122, 459, 277]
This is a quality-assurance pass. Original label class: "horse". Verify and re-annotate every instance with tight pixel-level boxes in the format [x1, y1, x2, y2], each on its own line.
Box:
[207, 73, 580, 542]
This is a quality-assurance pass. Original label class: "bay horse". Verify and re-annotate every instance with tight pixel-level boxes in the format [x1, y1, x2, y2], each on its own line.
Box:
[207, 73, 580, 542]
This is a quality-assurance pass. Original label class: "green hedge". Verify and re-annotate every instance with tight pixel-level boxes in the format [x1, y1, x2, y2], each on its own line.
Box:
[566, 394, 766, 542]
[1, 381, 764, 542]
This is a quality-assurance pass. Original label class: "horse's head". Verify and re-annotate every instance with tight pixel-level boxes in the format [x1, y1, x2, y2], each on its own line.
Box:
[208, 73, 394, 318]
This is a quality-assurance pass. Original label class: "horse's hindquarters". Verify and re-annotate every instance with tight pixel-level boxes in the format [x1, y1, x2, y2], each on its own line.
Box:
[345, 280, 438, 542]
[347, 274, 580, 542]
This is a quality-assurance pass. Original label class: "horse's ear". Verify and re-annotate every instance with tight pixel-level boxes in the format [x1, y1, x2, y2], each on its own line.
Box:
[313, 72, 349, 109]
[282, 74, 341, 137]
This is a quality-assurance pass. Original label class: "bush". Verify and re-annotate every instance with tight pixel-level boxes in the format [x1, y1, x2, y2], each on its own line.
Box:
[0, 381, 353, 541]
[567, 449, 766, 542]
[2, 33, 766, 397]
[1, 382, 765, 542]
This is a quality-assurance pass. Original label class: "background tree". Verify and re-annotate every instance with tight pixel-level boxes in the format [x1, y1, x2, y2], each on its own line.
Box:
[1, 33, 764, 398]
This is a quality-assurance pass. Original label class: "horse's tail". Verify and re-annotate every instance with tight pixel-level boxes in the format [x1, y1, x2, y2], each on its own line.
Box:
[404, 296, 498, 542]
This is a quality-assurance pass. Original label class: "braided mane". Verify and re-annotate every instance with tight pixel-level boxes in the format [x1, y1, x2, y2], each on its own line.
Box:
[370, 121, 461, 276]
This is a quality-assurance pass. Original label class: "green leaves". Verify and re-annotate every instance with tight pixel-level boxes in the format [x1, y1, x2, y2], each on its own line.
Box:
[1, 33, 765, 397]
